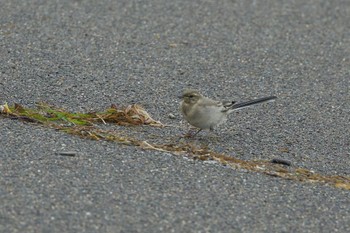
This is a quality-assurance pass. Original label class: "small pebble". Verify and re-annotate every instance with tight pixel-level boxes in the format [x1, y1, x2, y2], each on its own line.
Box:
[168, 113, 176, 119]
[271, 158, 292, 166]
[57, 151, 77, 157]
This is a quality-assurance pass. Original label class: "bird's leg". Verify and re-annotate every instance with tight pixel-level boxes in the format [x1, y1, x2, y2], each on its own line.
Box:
[191, 128, 202, 137]
[182, 128, 202, 138]
[207, 127, 220, 141]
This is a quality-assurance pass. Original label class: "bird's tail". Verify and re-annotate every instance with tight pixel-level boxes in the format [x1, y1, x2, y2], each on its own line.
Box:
[228, 96, 277, 111]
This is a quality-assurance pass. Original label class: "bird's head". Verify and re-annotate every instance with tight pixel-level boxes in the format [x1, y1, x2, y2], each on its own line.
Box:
[180, 89, 202, 104]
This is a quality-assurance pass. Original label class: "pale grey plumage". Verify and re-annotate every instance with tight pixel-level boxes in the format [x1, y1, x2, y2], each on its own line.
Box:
[180, 89, 277, 136]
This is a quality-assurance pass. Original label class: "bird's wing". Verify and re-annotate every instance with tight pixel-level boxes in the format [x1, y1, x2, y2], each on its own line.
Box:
[221, 101, 236, 112]
[197, 97, 223, 108]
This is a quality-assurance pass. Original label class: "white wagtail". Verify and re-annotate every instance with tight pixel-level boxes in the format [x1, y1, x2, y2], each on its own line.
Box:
[180, 89, 277, 136]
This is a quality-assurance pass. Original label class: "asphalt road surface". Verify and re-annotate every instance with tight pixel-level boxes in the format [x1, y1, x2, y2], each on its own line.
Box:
[1, 0, 350, 232]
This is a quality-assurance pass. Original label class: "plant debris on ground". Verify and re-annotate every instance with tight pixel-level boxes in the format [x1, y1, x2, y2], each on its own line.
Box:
[1, 102, 349, 191]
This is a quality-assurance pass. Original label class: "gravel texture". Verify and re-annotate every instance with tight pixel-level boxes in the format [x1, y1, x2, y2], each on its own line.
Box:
[1, 0, 350, 232]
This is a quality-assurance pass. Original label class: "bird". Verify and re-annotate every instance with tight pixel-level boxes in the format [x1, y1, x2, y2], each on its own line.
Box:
[180, 89, 277, 136]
